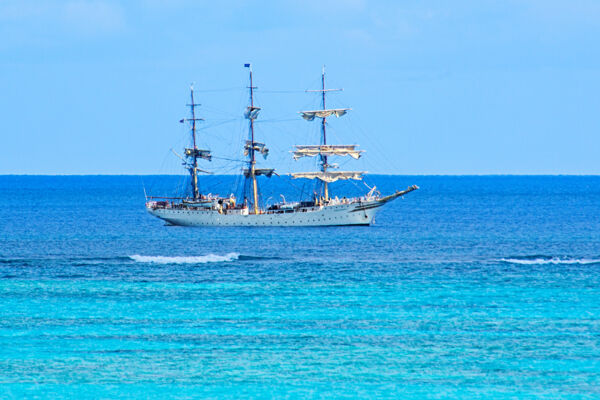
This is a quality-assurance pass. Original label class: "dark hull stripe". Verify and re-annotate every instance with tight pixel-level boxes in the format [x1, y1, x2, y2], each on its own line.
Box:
[350, 203, 384, 212]
[158, 217, 370, 228]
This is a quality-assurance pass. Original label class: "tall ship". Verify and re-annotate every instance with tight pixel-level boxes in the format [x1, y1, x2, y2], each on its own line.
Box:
[146, 65, 418, 226]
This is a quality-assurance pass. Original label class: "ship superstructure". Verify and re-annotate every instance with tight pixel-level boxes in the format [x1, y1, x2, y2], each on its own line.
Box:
[146, 65, 418, 226]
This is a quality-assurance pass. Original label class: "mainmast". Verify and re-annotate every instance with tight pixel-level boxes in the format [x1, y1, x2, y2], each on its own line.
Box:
[243, 64, 274, 214]
[293, 67, 364, 202]
[181, 85, 211, 200]
[249, 65, 259, 214]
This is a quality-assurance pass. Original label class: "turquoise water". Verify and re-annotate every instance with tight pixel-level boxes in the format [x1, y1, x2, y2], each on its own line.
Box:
[1, 175, 599, 398]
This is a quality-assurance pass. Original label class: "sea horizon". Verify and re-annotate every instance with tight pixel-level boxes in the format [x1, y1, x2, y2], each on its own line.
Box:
[2, 173, 599, 176]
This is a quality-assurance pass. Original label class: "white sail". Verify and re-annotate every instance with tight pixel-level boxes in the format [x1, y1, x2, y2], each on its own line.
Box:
[243, 168, 275, 177]
[244, 141, 269, 159]
[291, 171, 365, 183]
[244, 106, 261, 120]
[184, 148, 212, 161]
[292, 145, 363, 160]
[300, 108, 350, 121]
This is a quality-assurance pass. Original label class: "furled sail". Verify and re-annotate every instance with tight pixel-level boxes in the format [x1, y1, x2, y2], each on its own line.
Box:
[184, 148, 212, 161]
[243, 168, 275, 177]
[244, 106, 261, 120]
[291, 171, 365, 183]
[292, 145, 363, 160]
[244, 141, 269, 159]
[300, 108, 350, 121]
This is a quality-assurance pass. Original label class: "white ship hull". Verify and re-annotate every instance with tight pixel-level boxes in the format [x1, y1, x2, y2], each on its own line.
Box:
[147, 201, 383, 227]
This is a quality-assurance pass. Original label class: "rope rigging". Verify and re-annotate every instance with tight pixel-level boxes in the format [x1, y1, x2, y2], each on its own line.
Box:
[146, 70, 394, 203]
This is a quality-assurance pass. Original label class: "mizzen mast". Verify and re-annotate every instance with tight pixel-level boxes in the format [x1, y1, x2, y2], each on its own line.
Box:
[319, 67, 330, 201]
[180, 85, 211, 200]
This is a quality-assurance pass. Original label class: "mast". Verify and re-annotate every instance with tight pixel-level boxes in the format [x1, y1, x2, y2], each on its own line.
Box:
[190, 87, 200, 199]
[181, 84, 211, 200]
[320, 66, 329, 201]
[249, 66, 259, 214]
[292, 68, 364, 191]
[242, 64, 274, 212]
[242, 64, 268, 214]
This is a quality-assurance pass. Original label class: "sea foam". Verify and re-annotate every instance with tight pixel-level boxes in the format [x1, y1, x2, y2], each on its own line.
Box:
[129, 253, 240, 264]
[500, 257, 600, 265]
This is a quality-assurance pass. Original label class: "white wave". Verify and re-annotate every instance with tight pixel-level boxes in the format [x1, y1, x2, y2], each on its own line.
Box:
[500, 257, 600, 265]
[129, 253, 240, 264]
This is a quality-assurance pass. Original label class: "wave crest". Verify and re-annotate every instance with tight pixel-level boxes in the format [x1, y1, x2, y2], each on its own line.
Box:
[500, 257, 600, 265]
[129, 253, 240, 264]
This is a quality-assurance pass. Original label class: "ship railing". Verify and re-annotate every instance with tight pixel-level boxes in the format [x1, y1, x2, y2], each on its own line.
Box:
[146, 196, 187, 200]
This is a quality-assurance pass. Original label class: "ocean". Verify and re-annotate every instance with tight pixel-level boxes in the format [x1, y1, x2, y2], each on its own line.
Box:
[1, 175, 599, 399]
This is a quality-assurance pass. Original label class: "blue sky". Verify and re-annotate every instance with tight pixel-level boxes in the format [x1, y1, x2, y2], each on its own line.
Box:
[1, 0, 599, 174]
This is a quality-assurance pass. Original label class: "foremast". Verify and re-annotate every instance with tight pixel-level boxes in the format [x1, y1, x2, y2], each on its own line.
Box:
[181, 85, 211, 199]
[292, 66, 364, 201]
[243, 64, 274, 214]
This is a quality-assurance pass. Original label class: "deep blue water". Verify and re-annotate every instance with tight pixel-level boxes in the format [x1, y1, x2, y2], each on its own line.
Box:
[0, 175, 599, 399]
